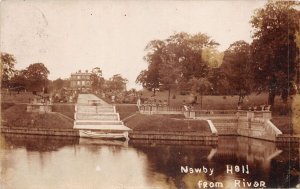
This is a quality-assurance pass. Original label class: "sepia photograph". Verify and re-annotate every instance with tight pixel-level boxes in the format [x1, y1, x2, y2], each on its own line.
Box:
[0, 0, 300, 188]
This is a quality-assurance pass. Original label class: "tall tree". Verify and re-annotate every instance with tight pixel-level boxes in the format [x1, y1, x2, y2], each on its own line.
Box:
[208, 68, 230, 95]
[137, 32, 218, 97]
[24, 63, 50, 92]
[136, 40, 165, 95]
[91, 67, 104, 92]
[0, 52, 16, 88]
[9, 70, 27, 93]
[159, 54, 181, 104]
[251, 1, 299, 105]
[107, 74, 128, 95]
[166, 32, 218, 81]
[52, 78, 64, 91]
[221, 41, 252, 104]
[188, 77, 212, 109]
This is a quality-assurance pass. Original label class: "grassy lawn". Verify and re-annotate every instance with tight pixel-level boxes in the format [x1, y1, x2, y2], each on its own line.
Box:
[1, 91, 35, 103]
[2, 104, 73, 129]
[125, 114, 211, 133]
[271, 116, 293, 134]
[116, 104, 138, 120]
[1, 102, 15, 111]
[140, 90, 291, 113]
[52, 104, 75, 119]
[140, 90, 296, 134]
[1, 90, 296, 135]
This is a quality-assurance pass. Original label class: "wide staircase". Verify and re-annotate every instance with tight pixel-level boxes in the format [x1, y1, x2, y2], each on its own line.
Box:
[73, 94, 131, 138]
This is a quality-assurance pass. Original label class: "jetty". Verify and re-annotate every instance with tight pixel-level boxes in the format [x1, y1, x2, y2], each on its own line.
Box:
[73, 94, 131, 140]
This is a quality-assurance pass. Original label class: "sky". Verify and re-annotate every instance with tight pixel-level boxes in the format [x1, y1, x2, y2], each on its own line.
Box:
[0, 0, 267, 89]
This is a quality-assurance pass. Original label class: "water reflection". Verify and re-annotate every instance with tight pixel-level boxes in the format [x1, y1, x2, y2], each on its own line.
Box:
[0, 134, 298, 189]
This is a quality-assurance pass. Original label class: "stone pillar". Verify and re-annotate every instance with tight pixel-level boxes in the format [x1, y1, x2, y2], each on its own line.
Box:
[263, 111, 272, 120]
[247, 111, 254, 128]
[151, 105, 157, 115]
[247, 111, 254, 120]
[183, 111, 189, 118]
[190, 111, 196, 119]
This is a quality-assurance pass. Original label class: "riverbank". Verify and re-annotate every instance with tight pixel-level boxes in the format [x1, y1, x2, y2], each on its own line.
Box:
[1, 104, 74, 129]
[1, 103, 217, 141]
[1, 103, 77, 137]
[125, 114, 217, 142]
[1, 102, 298, 144]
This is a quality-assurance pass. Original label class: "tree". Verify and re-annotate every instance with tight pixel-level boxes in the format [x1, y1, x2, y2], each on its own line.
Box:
[24, 63, 50, 92]
[107, 74, 128, 95]
[1, 52, 16, 88]
[91, 67, 104, 92]
[208, 68, 230, 95]
[166, 32, 218, 81]
[188, 77, 212, 109]
[159, 58, 181, 104]
[9, 70, 27, 93]
[137, 32, 219, 97]
[251, 1, 299, 105]
[52, 78, 64, 91]
[136, 40, 165, 96]
[221, 41, 252, 104]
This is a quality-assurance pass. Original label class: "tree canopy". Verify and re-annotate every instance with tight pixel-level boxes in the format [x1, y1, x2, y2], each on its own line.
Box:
[136, 32, 219, 97]
[107, 74, 128, 95]
[250, 1, 300, 105]
[91, 67, 105, 92]
[1, 52, 16, 88]
[221, 40, 252, 104]
[24, 63, 50, 92]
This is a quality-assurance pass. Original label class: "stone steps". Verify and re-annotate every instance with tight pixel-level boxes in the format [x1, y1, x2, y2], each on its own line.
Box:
[74, 124, 131, 131]
[73, 94, 131, 138]
[75, 120, 123, 125]
[76, 106, 115, 113]
[76, 113, 119, 120]
[209, 118, 238, 135]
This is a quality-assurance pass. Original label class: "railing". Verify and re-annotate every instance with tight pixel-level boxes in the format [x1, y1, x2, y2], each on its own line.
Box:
[193, 110, 237, 117]
[183, 108, 273, 121]
[139, 104, 183, 112]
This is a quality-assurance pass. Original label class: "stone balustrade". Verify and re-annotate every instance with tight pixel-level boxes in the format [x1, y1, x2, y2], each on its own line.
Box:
[183, 108, 281, 142]
[27, 103, 53, 113]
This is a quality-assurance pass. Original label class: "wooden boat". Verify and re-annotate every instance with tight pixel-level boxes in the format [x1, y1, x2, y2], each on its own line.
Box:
[79, 130, 129, 140]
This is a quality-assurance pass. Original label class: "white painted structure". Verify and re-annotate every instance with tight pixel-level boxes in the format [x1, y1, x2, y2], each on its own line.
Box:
[73, 94, 131, 140]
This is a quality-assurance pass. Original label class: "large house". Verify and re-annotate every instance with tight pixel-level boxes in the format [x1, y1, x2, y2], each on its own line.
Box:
[70, 70, 92, 91]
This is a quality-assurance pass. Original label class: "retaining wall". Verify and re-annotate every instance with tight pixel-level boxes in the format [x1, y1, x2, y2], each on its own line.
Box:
[192, 110, 284, 142]
[130, 131, 218, 142]
[208, 118, 238, 135]
[1, 126, 79, 137]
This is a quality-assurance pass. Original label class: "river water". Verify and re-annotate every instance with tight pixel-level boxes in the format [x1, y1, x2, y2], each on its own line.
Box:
[0, 134, 298, 189]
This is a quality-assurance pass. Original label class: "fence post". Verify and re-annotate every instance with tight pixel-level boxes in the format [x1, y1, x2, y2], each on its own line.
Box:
[190, 111, 196, 119]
